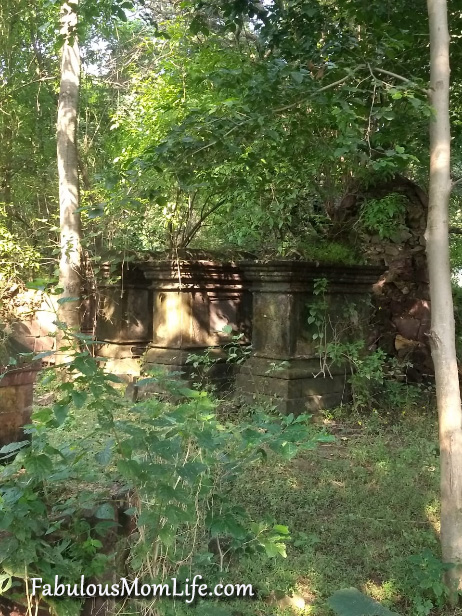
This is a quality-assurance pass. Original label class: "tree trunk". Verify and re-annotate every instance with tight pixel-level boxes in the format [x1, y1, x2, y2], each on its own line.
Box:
[56, 0, 81, 359]
[426, 0, 462, 599]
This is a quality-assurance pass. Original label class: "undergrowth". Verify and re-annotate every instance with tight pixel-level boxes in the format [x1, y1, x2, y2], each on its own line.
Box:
[0, 339, 450, 616]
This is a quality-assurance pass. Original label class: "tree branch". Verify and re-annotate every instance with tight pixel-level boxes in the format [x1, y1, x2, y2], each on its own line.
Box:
[372, 67, 430, 95]
[273, 67, 366, 113]
[182, 198, 226, 247]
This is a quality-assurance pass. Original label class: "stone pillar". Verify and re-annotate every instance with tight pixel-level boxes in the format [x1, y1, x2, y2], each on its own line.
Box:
[236, 261, 383, 413]
[140, 260, 251, 384]
[0, 339, 41, 446]
[95, 263, 152, 379]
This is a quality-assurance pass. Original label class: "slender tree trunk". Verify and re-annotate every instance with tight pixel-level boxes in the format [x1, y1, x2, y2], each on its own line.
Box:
[1, 0, 15, 216]
[56, 0, 81, 359]
[426, 0, 462, 599]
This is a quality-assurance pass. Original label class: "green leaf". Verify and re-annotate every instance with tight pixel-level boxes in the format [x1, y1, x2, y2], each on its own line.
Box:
[95, 439, 114, 466]
[164, 504, 194, 524]
[94, 520, 118, 535]
[273, 524, 290, 535]
[88, 206, 104, 219]
[94, 503, 116, 520]
[178, 461, 208, 484]
[178, 387, 202, 398]
[72, 355, 98, 376]
[25, 278, 53, 291]
[261, 540, 287, 558]
[117, 458, 145, 479]
[0, 574, 12, 594]
[115, 6, 127, 20]
[24, 453, 54, 476]
[136, 377, 158, 387]
[209, 516, 247, 540]
[279, 441, 299, 460]
[327, 588, 400, 616]
[0, 440, 29, 458]
[32, 408, 53, 424]
[290, 71, 304, 84]
[158, 525, 176, 547]
[53, 403, 70, 426]
[32, 351, 55, 361]
[105, 373, 123, 383]
[71, 390, 87, 408]
[57, 296, 80, 305]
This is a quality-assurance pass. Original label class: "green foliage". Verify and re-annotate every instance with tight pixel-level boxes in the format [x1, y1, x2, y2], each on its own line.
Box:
[306, 280, 423, 413]
[328, 588, 399, 616]
[93, 5, 433, 258]
[451, 281, 462, 359]
[359, 194, 408, 240]
[326, 340, 423, 413]
[186, 327, 251, 390]
[1, 0, 442, 267]
[405, 550, 454, 615]
[0, 345, 329, 613]
[0, 222, 42, 284]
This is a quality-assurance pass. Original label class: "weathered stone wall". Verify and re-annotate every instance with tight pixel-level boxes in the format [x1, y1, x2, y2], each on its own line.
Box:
[365, 179, 431, 378]
[95, 263, 152, 379]
[336, 176, 432, 378]
[235, 261, 383, 413]
[93, 258, 383, 411]
[93, 260, 252, 386]
[5, 288, 57, 354]
[141, 260, 251, 386]
[0, 339, 41, 446]
[2, 256, 386, 419]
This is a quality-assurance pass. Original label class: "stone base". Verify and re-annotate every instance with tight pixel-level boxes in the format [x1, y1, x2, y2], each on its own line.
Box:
[0, 367, 40, 446]
[95, 343, 146, 382]
[100, 358, 142, 381]
[144, 346, 237, 391]
[96, 342, 148, 359]
[235, 356, 350, 414]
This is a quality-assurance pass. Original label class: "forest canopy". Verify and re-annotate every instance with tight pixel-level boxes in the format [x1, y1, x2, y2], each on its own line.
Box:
[2, 0, 462, 281]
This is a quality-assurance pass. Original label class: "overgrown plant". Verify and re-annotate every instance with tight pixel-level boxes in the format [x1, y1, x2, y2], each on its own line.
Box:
[307, 279, 422, 412]
[0, 345, 331, 615]
[359, 194, 408, 240]
[186, 325, 251, 390]
[405, 550, 454, 615]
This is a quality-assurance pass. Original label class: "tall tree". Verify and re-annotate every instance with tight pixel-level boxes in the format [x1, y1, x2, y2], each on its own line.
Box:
[426, 0, 462, 597]
[57, 0, 82, 353]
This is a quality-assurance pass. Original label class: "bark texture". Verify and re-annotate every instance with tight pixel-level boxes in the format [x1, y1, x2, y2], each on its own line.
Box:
[57, 1, 81, 356]
[426, 0, 462, 597]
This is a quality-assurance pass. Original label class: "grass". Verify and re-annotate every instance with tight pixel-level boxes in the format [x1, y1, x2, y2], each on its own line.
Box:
[183, 407, 445, 616]
[29, 372, 456, 616]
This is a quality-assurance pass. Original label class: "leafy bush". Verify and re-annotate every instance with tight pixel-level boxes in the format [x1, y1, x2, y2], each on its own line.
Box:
[0, 350, 331, 614]
[359, 194, 407, 240]
[405, 550, 453, 616]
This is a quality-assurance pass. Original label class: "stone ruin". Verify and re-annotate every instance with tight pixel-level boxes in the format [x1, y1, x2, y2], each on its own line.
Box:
[94, 258, 383, 412]
[0, 337, 41, 446]
[1, 173, 434, 445]
[335, 175, 432, 379]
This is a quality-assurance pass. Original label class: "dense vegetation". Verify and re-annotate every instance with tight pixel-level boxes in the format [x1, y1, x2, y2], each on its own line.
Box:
[2, 0, 461, 274]
[2, 0, 462, 615]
